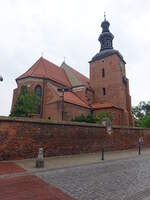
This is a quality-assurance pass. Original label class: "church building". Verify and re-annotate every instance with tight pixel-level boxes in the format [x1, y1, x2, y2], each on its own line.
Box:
[11, 18, 133, 126]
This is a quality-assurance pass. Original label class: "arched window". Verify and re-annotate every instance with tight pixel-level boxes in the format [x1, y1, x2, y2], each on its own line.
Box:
[35, 85, 42, 98]
[35, 85, 42, 114]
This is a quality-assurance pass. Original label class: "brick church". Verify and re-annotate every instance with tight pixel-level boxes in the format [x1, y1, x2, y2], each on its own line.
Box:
[12, 18, 133, 126]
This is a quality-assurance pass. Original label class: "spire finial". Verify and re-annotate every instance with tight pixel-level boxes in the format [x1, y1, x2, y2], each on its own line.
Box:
[63, 56, 66, 63]
[41, 52, 44, 57]
[104, 12, 106, 21]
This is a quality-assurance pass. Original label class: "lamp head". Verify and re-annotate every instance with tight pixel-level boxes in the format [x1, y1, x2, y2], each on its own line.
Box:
[0, 75, 3, 82]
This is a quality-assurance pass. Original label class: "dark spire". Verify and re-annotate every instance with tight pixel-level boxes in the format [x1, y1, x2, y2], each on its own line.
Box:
[98, 15, 114, 51]
[89, 16, 126, 63]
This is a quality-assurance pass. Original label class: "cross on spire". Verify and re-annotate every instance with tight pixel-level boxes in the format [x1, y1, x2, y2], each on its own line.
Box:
[41, 52, 44, 57]
[104, 12, 106, 21]
[63, 56, 66, 63]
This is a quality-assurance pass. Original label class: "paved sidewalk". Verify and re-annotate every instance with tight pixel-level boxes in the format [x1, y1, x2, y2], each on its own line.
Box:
[15, 148, 150, 172]
[0, 149, 150, 200]
[0, 162, 74, 200]
[0, 175, 74, 200]
[0, 162, 25, 175]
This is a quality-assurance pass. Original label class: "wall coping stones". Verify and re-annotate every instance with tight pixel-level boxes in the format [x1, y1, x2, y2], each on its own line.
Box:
[0, 116, 150, 130]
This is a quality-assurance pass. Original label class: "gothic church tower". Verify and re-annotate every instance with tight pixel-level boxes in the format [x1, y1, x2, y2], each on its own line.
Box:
[90, 17, 133, 126]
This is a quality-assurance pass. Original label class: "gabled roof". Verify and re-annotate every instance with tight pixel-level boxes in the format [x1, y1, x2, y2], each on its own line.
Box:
[16, 57, 71, 87]
[61, 62, 89, 87]
[64, 92, 89, 108]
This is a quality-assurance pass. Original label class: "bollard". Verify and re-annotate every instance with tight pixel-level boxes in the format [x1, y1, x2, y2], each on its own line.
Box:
[101, 148, 104, 160]
[138, 137, 143, 155]
[138, 144, 141, 155]
[36, 148, 44, 168]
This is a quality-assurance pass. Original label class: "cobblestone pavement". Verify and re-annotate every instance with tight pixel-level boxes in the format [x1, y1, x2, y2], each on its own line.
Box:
[37, 155, 150, 200]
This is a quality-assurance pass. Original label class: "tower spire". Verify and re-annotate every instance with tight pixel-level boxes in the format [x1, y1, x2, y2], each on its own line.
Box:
[98, 16, 114, 51]
[90, 17, 125, 63]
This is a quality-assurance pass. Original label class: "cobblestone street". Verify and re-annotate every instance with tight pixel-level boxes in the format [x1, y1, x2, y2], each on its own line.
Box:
[37, 155, 150, 200]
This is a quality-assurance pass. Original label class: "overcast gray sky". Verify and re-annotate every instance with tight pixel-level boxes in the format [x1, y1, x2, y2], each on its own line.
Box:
[0, 0, 150, 116]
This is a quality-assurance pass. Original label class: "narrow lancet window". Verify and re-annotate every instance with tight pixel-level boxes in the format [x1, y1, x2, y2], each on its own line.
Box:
[102, 88, 106, 96]
[102, 68, 105, 77]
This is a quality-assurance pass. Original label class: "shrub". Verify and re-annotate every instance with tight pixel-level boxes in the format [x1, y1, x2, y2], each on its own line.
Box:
[72, 114, 96, 123]
[96, 111, 113, 124]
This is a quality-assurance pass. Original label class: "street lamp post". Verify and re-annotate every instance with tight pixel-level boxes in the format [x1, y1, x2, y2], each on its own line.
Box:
[0, 75, 3, 82]
[57, 88, 70, 121]
[101, 118, 112, 160]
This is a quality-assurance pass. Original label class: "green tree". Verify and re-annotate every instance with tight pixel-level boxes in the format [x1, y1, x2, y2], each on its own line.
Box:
[132, 101, 150, 120]
[96, 111, 113, 124]
[10, 85, 40, 117]
[139, 112, 150, 128]
[132, 101, 150, 127]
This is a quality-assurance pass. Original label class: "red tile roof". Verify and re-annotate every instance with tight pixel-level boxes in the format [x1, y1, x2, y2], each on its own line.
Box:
[65, 64, 89, 86]
[63, 93, 123, 110]
[64, 92, 89, 108]
[91, 102, 123, 110]
[17, 57, 71, 87]
[74, 91, 89, 104]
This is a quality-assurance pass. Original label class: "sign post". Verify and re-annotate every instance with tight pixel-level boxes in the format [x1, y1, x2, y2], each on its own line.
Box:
[101, 118, 112, 160]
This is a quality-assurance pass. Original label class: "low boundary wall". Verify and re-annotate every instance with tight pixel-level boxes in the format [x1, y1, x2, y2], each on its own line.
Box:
[0, 116, 150, 160]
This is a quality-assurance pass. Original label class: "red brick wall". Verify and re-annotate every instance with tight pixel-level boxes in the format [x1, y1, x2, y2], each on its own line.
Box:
[0, 117, 150, 161]
[43, 102, 62, 121]
[89, 54, 133, 126]
[11, 78, 65, 119]
[64, 103, 90, 121]
[90, 54, 127, 108]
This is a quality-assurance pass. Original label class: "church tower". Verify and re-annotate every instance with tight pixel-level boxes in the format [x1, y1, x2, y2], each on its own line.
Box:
[90, 16, 133, 126]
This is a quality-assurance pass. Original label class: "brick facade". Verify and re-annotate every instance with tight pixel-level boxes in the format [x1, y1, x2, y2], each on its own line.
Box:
[90, 54, 133, 126]
[11, 18, 134, 126]
[0, 117, 149, 161]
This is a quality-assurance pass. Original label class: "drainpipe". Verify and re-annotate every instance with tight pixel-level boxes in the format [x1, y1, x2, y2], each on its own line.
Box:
[41, 79, 46, 118]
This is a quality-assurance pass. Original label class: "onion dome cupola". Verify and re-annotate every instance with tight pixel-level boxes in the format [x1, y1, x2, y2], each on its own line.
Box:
[99, 17, 114, 51]
[90, 14, 125, 63]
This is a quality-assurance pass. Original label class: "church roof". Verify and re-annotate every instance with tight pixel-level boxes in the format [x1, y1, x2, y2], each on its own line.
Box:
[16, 57, 71, 87]
[17, 57, 89, 88]
[64, 92, 89, 108]
[90, 49, 125, 63]
[61, 62, 89, 87]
